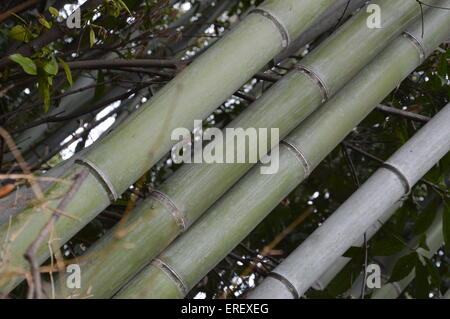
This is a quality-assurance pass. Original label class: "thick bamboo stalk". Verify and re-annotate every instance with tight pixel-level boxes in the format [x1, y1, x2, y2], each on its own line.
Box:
[0, 0, 339, 294]
[272, 0, 367, 64]
[311, 203, 401, 291]
[50, 0, 427, 298]
[249, 102, 450, 298]
[79, 0, 337, 196]
[369, 209, 444, 299]
[114, 6, 450, 299]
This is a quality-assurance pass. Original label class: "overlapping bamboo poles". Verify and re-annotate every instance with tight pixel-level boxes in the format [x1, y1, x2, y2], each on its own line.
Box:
[249, 101, 450, 298]
[47, 0, 429, 298]
[272, 0, 367, 64]
[0, 0, 339, 293]
[113, 5, 450, 299]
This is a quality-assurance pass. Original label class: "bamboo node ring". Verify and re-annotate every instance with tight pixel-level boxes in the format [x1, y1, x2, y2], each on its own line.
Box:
[381, 162, 411, 198]
[281, 140, 311, 178]
[148, 189, 187, 232]
[402, 31, 426, 64]
[249, 8, 290, 48]
[75, 158, 118, 202]
[267, 272, 300, 299]
[295, 65, 330, 102]
[152, 259, 188, 296]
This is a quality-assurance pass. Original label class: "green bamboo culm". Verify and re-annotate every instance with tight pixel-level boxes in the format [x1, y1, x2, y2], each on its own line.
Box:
[51, 0, 429, 299]
[114, 5, 450, 299]
[0, 0, 338, 294]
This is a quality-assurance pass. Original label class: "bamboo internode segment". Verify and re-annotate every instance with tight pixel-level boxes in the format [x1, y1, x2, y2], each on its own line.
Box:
[249, 103, 450, 299]
[52, 0, 431, 299]
[312, 204, 401, 290]
[0, 0, 338, 294]
[114, 6, 450, 299]
[81, 0, 336, 198]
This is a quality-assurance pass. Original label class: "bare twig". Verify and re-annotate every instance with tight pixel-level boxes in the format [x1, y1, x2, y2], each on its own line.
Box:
[24, 168, 90, 299]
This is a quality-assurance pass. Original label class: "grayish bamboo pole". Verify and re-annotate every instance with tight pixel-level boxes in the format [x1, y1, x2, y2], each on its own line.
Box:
[0, 0, 339, 294]
[311, 203, 401, 291]
[249, 102, 450, 298]
[50, 0, 428, 298]
[114, 6, 450, 299]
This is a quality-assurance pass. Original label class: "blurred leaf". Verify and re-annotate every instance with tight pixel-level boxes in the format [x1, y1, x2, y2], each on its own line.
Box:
[423, 257, 440, 288]
[443, 199, 450, 252]
[38, 18, 52, 29]
[417, 234, 430, 252]
[9, 25, 31, 42]
[389, 252, 417, 283]
[43, 57, 59, 75]
[90, 28, 96, 47]
[437, 54, 448, 77]
[326, 262, 356, 296]
[9, 53, 37, 75]
[415, 257, 429, 299]
[49, 7, 60, 17]
[343, 246, 363, 259]
[57, 57, 73, 86]
[371, 237, 405, 256]
[38, 73, 50, 112]
[413, 197, 440, 236]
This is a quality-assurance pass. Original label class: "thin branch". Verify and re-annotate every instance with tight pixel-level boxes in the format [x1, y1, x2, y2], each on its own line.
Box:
[376, 104, 431, 123]
[24, 168, 90, 299]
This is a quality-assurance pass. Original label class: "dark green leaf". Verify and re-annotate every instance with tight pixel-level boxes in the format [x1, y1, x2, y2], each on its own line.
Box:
[371, 237, 405, 256]
[443, 199, 450, 252]
[415, 257, 429, 299]
[44, 57, 59, 75]
[423, 257, 440, 288]
[388, 252, 418, 283]
[413, 197, 440, 236]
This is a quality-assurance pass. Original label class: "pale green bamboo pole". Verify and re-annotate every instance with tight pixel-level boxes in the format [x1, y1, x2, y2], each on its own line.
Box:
[249, 105, 450, 298]
[114, 6, 450, 299]
[50, 0, 427, 299]
[272, 0, 367, 64]
[0, 0, 338, 294]
[369, 209, 444, 299]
